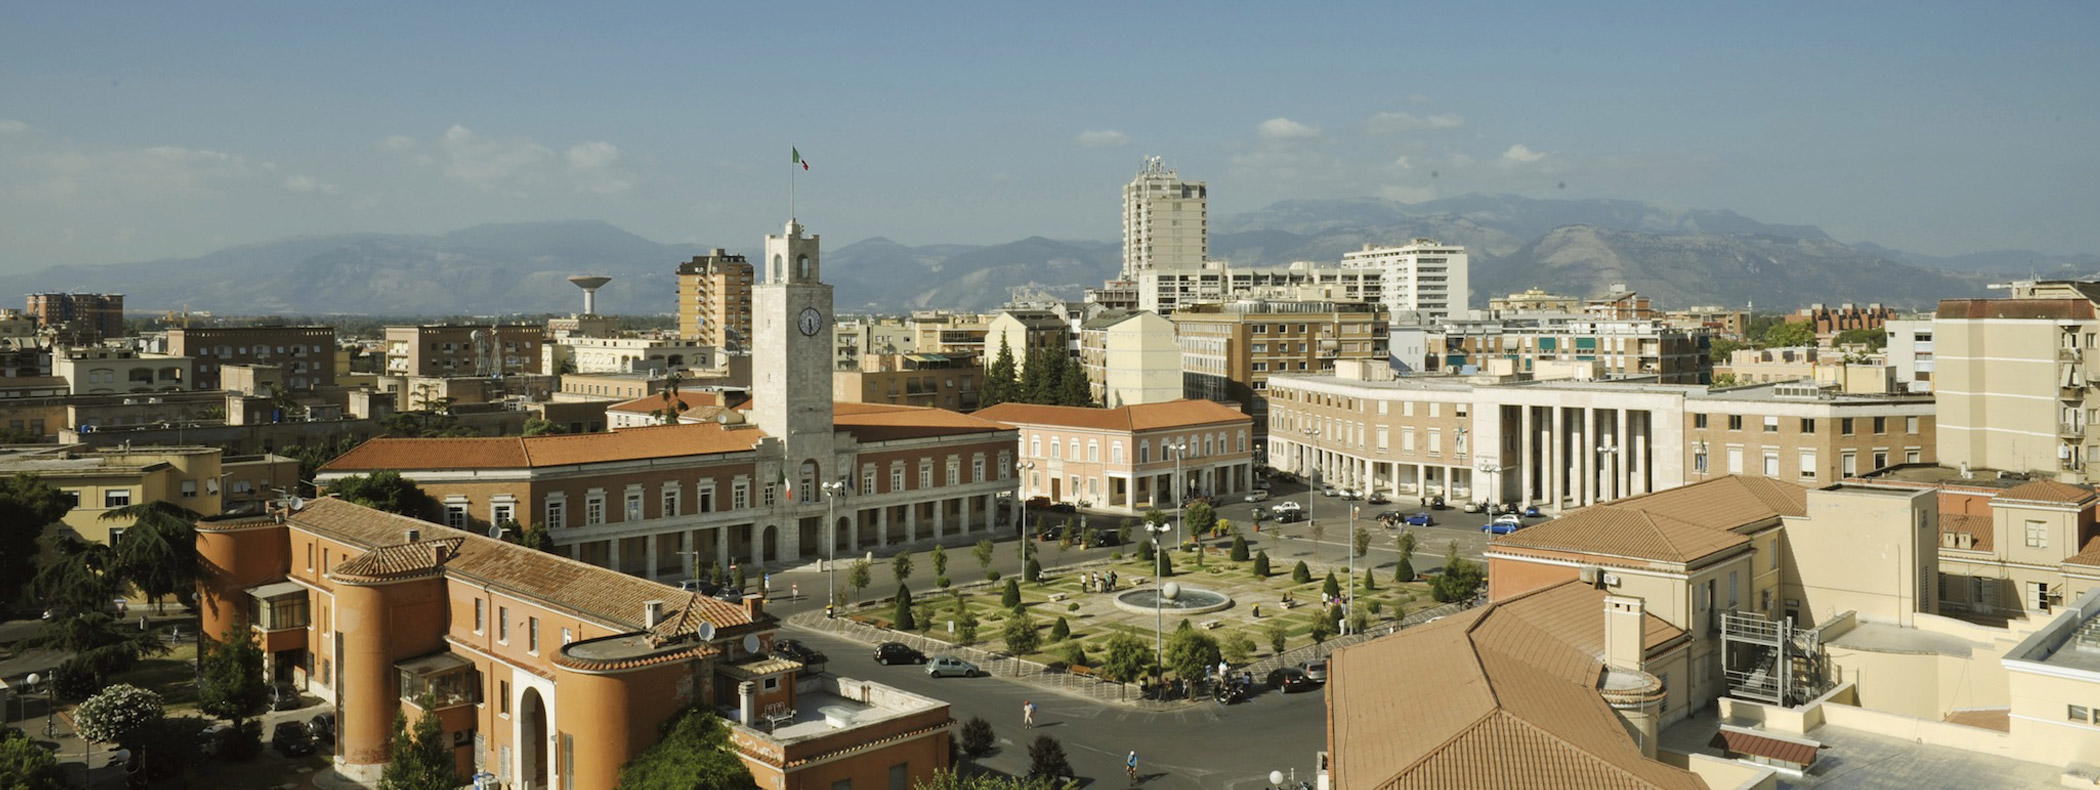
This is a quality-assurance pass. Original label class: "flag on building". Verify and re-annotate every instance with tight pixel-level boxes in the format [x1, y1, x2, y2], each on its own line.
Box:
[777, 467, 791, 502]
[793, 147, 809, 170]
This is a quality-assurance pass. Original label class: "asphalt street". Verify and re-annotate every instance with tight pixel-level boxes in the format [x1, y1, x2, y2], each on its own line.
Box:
[783, 627, 1332, 790]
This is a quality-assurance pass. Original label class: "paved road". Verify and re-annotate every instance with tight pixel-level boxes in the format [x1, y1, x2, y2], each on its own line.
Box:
[784, 627, 1331, 790]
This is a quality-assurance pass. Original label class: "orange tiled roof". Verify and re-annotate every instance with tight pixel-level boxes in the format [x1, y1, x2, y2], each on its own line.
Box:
[972, 399, 1250, 433]
[1327, 593, 1705, 790]
[1489, 580, 1686, 656]
[297, 497, 754, 634]
[830, 402, 1014, 442]
[1491, 476, 1804, 566]
[331, 537, 464, 582]
[2064, 537, 2100, 569]
[319, 421, 766, 472]
[1997, 479, 2097, 506]
[1941, 513, 1994, 552]
[1710, 728, 1818, 767]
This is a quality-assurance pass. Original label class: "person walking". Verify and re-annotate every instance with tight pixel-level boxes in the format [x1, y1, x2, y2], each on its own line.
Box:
[1023, 699, 1036, 729]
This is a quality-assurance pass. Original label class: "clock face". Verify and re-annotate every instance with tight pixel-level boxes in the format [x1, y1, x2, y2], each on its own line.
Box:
[798, 307, 823, 337]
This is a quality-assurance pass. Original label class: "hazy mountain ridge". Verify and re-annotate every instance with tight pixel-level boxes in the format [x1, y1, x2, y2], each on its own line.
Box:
[0, 194, 2043, 316]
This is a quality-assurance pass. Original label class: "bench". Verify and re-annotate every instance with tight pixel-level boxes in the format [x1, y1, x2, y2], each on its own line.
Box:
[1200, 620, 1222, 630]
[1046, 593, 1068, 602]
[1278, 599, 1299, 609]
[1129, 576, 1147, 586]
[1068, 664, 1094, 677]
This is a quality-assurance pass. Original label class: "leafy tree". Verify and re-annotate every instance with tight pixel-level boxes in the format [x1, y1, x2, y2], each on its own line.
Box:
[1708, 337, 1746, 364]
[956, 608, 980, 645]
[1348, 607, 1372, 634]
[1026, 735, 1073, 782]
[379, 693, 455, 790]
[892, 550, 915, 587]
[1291, 560, 1312, 584]
[515, 521, 553, 552]
[198, 618, 268, 728]
[1309, 617, 1333, 644]
[74, 683, 164, 744]
[1057, 641, 1087, 667]
[958, 718, 996, 759]
[973, 539, 996, 574]
[1001, 579, 1022, 609]
[1221, 632, 1256, 664]
[1322, 571, 1341, 601]
[520, 416, 564, 436]
[1099, 633, 1152, 684]
[1048, 616, 1070, 642]
[1432, 556, 1486, 603]
[1252, 550, 1271, 577]
[615, 706, 757, 790]
[893, 586, 917, 631]
[0, 473, 70, 601]
[1003, 610, 1040, 655]
[329, 471, 435, 518]
[930, 543, 948, 578]
[1183, 501, 1217, 537]
[1761, 320, 1816, 349]
[108, 501, 202, 611]
[848, 559, 872, 603]
[1264, 620, 1290, 654]
[1352, 526, 1371, 559]
[0, 728, 66, 790]
[1163, 629, 1221, 680]
[1229, 535, 1250, 562]
[33, 534, 122, 617]
[1836, 327, 1888, 350]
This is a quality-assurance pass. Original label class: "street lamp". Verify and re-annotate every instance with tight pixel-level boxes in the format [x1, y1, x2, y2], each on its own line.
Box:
[1165, 441, 1188, 549]
[1015, 461, 1036, 568]
[1145, 521, 1172, 683]
[1596, 438, 1620, 502]
[821, 479, 851, 616]
[1301, 427, 1320, 528]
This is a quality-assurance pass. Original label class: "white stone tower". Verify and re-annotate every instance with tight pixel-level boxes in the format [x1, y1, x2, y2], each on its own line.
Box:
[752, 220, 835, 498]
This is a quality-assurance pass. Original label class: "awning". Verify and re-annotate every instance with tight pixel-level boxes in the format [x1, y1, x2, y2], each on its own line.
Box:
[247, 581, 306, 600]
[395, 651, 474, 678]
[905, 353, 950, 363]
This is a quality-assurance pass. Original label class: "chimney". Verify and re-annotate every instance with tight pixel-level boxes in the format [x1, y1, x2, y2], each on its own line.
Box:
[737, 681, 756, 727]
[1604, 595, 1645, 671]
[643, 599, 665, 629]
[431, 543, 448, 566]
[405, 528, 420, 544]
[742, 592, 764, 622]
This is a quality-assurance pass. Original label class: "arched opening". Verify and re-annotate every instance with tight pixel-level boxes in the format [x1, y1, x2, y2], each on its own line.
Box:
[771, 254, 783, 282]
[760, 525, 779, 563]
[835, 516, 852, 553]
[519, 687, 548, 790]
[797, 255, 812, 279]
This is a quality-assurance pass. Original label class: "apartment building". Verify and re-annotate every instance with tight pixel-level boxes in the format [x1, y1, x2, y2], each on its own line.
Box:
[1586, 284, 1655, 320]
[1933, 283, 2100, 483]
[1174, 299, 1387, 437]
[196, 497, 951, 790]
[833, 317, 915, 370]
[1486, 287, 1580, 316]
[25, 292, 124, 343]
[51, 346, 193, 395]
[1337, 238, 1470, 321]
[165, 325, 338, 390]
[1790, 302, 1895, 337]
[834, 353, 980, 412]
[1883, 317, 1935, 392]
[676, 248, 755, 348]
[905, 311, 989, 358]
[982, 309, 1070, 374]
[384, 325, 544, 377]
[974, 399, 1253, 515]
[1421, 316, 1711, 384]
[1685, 380, 1935, 485]
[545, 335, 713, 376]
[1121, 156, 1207, 279]
[1077, 309, 1179, 407]
[1661, 305, 1751, 340]
[0, 444, 224, 543]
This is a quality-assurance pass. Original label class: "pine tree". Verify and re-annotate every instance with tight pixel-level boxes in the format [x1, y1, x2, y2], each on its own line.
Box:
[984, 336, 1018, 408]
[1058, 353, 1092, 406]
[1020, 347, 1052, 404]
[893, 586, 917, 631]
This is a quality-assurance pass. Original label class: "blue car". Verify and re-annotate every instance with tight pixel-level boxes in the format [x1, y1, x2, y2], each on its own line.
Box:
[1483, 515, 1523, 535]
[1522, 505, 1544, 518]
[1403, 512, 1434, 527]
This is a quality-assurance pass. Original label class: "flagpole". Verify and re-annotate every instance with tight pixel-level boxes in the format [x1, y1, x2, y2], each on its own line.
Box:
[790, 144, 797, 223]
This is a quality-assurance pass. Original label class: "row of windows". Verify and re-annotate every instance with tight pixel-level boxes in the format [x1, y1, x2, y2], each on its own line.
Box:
[1691, 446, 1921, 476]
[194, 344, 326, 357]
[1025, 431, 1249, 464]
[1694, 414, 1921, 435]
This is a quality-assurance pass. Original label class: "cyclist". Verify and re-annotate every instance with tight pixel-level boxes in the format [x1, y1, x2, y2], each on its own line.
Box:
[1127, 751, 1139, 783]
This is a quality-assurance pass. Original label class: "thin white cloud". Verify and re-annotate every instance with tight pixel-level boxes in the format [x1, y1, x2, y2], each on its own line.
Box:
[282, 174, 339, 194]
[0, 119, 28, 135]
[378, 135, 417, 152]
[1256, 117, 1321, 141]
[21, 145, 255, 202]
[437, 125, 554, 191]
[1392, 156, 1414, 170]
[1502, 144, 1548, 164]
[1366, 111, 1463, 134]
[1075, 129, 1131, 148]
[565, 141, 635, 195]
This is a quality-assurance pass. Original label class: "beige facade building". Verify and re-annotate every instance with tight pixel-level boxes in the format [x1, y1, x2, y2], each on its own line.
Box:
[1121, 156, 1206, 279]
[676, 248, 755, 348]
[165, 325, 337, 390]
[973, 400, 1253, 515]
[833, 353, 980, 411]
[52, 346, 193, 395]
[982, 309, 1069, 374]
[1338, 238, 1470, 321]
[384, 325, 544, 377]
[905, 311, 990, 358]
[1173, 299, 1387, 437]
[832, 317, 914, 370]
[1077, 309, 1178, 407]
[0, 444, 225, 544]
[1685, 380, 1936, 486]
[1935, 282, 2100, 482]
[1419, 315, 1711, 384]
[1486, 287, 1581, 316]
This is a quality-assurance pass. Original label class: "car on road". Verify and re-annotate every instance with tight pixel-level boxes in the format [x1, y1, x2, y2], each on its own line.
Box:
[873, 642, 927, 665]
[677, 578, 721, 595]
[1523, 505, 1544, 518]
[1320, 486, 1339, 497]
[197, 722, 232, 757]
[1484, 515, 1523, 535]
[307, 711, 336, 743]
[268, 682, 302, 712]
[1245, 490, 1271, 502]
[1462, 501, 1483, 514]
[1271, 500, 1302, 512]
[1429, 495, 1446, 510]
[272, 721, 315, 756]
[1340, 488, 1361, 500]
[1375, 510, 1405, 522]
[1403, 512, 1434, 527]
[925, 655, 980, 678]
[1300, 660, 1329, 683]
[1273, 509, 1310, 523]
[1084, 528, 1122, 547]
[1366, 492, 1390, 504]
[1265, 666, 1319, 693]
[773, 638, 827, 666]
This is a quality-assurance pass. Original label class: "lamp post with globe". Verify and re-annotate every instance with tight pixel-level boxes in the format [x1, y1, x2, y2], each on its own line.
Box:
[1145, 521, 1173, 683]
[822, 479, 851, 616]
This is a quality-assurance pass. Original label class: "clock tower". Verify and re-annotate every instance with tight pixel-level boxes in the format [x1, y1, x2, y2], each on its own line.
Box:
[752, 220, 835, 466]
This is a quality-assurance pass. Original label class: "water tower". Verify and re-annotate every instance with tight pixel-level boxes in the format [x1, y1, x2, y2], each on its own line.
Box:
[567, 275, 612, 315]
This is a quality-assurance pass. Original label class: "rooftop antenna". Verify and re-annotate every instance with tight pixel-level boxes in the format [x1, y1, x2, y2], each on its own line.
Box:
[567, 275, 612, 316]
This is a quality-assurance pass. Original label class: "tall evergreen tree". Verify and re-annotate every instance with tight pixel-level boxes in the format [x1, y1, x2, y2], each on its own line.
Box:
[983, 336, 1018, 408]
[108, 501, 202, 612]
[1058, 353, 1092, 406]
[1020, 347, 1052, 404]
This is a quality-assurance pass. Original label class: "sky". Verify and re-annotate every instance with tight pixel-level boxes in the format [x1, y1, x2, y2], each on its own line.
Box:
[3, 1, 2097, 274]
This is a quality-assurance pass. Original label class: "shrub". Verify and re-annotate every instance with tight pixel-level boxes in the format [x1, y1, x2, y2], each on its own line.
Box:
[1348, 608, 1371, 634]
[1291, 561, 1312, 584]
[1066, 602, 1079, 613]
[959, 717, 995, 757]
[1363, 570, 1378, 592]
[1049, 616, 1070, 642]
[936, 575, 951, 589]
[1368, 600, 1383, 615]
[1157, 552, 1174, 577]
[1395, 556, 1416, 583]
[1322, 571, 1341, 601]
[1252, 551, 1271, 577]
[74, 683, 164, 744]
[1027, 735, 1072, 781]
[1229, 535, 1250, 562]
[1137, 539, 1155, 562]
[985, 570, 1001, 582]
[1003, 612, 1041, 655]
[1109, 551, 1123, 561]
[957, 610, 980, 645]
[1001, 579, 1022, 608]
[1025, 558, 1042, 583]
[1310, 619, 1333, 644]
[1221, 632, 1256, 664]
[1058, 641, 1087, 667]
[893, 586, 917, 631]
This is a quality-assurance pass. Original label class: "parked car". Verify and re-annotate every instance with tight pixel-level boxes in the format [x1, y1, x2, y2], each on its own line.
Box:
[1083, 528, 1122, 547]
[1375, 510, 1405, 522]
[677, 578, 721, 595]
[307, 711, 336, 743]
[1320, 486, 1339, 497]
[1035, 524, 1065, 542]
[1265, 666, 1319, 693]
[1462, 501, 1483, 514]
[1403, 512, 1435, 527]
[1300, 660, 1329, 683]
[1273, 509, 1310, 523]
[1339, 488, 1361, 500]
[1429, 495, 1446, 510]
[925, 655, 980, 678]
[1366, 492, 1390, 505]
[1523, 505, 1544, 518]
[1245, 490, 1271, 503]
[268, 682, 302, 712]
[1484, 515, 1523, 535]
[1271, 500, 1302, 512]
[773, 638, 827, 666]
[873, 642, 927, 665]
[196, 722, 232, 758]
[271, 721, 315, 756]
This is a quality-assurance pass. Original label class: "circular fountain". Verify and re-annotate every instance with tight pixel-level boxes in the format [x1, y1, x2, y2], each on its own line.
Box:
[1114, 581, 1234, 615]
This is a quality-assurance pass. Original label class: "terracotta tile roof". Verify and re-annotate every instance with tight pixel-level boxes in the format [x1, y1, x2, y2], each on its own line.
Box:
[830, 402, 1015, 442]
[1489, 581, 1686, 656]
[1937, 298, 2097, 320]
[331, 537, 464, 582]
[2063, 537, 2100, 569]
[294, 497, 754, 634]
[1328, 598, 1705, 790]
[1709, 727, 1819, 767]
[1491, 476, 1805, 566]
[319, 421, 766, 472]
[972, 399, 1250, 433]
[1940, 512, 1994, 552]
[1997, 479, 2097, 506]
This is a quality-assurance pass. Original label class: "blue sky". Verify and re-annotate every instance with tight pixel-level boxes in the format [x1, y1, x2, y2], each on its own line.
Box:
[3, 1, 2096, 272]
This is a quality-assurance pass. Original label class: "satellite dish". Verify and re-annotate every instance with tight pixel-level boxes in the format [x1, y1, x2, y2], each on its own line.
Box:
[288, 497, 306, 510]
[487, 524, 505, 539]
[742, 634, 761, 655]
[696, 622, 716, 642]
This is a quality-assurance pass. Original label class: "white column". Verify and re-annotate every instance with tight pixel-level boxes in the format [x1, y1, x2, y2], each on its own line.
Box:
[715, 528, 729, 568]
[1615, 410, 1630, 502]
[1550, 407, 1565, 508]
[1581, 407, 1596, 506]
[645, 537, 659, 580]
[931, 498, 945, 543]
[610, 538, 624, 573]
[878, 506, 892, 547]
[1520, 406, 1534, 506]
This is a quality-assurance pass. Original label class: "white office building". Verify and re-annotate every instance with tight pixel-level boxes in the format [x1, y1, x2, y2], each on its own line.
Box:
[1340, 239, 1470, 321]
[1122, 156, 1207, 278]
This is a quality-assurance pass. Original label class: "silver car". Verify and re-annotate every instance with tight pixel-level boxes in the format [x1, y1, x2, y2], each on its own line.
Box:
[926, 655, 980, 678]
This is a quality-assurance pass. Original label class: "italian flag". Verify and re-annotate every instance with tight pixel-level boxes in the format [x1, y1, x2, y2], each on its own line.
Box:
[793, 147, 809, 170]
[778, 468, 792, 502]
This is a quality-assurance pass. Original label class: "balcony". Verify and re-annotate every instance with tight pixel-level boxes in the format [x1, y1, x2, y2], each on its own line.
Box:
[2062, 423, 2086, 440]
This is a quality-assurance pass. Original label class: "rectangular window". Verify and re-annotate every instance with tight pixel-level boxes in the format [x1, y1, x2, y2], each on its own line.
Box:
[1727, 447, 1744, 475]
[889, 763, 909, 790]
[2028, 519, 2049, 549]
[1906, 416, 1920, 434]
[545, 500, 566, 529]
[1905, 449, 1921, 464]
[946, 460, 960, 486]
[585, 497, 605, 525]
[306, 543, 314, 571]
[972, 456, 985, 482]
[1799, 451, 1817, 478]
[180, 479, 198, 498]
[625, 493, 642, 522]
[891, 467, 905, 492]
[1727, 415, 1743, 431]
[1841, 418, 1855, 435]
[499, 681, 510, 715]
[1694, 414, 1708, 429]
[1800, 418, 1816, 433]
[1873, 416, 1887, 434]
[498, 607, 509, 643]
[1763, 416, 1779, 433]
[2073, 705, 2091, 724]
[474, 599, 485, 633]
[662, 488, 680, 518]
[104, 489, 132, 508]
[445, 505, 468, 529]
[1842, 452, 1858, 476]
[863, 468, 878, 495]
[1873, 450, 1888, 470]
[491, 502, 514, 525]
[528, 617, 540, 653]
[732, 483, 749, 510]
[919, 462, 933, 489]
[762, 484, 777, 507]
[1762, 451, 1779, 477]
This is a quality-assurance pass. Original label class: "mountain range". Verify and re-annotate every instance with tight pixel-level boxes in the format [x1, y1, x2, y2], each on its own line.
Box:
[6, 194, 2090, 317]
